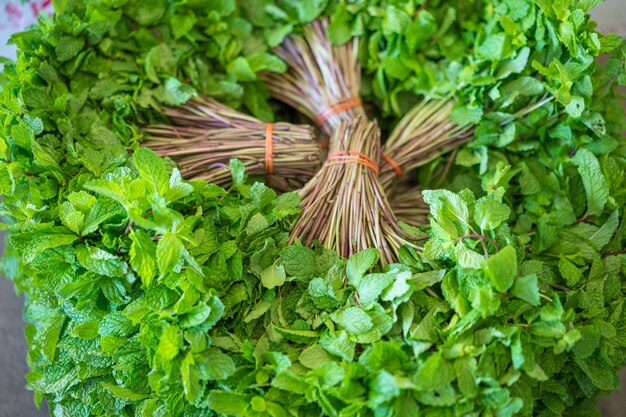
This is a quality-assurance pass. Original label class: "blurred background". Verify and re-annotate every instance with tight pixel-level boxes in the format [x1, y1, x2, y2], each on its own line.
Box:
[0, 1, 624, 417]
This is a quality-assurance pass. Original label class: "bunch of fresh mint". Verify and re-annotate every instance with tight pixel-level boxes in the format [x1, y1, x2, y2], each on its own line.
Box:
[0, 1, 625, 416]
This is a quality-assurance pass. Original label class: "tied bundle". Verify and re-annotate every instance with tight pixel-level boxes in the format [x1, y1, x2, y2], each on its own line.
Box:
[291, 118, 420, 265]
[262, 18, 365, 139]
[379, 99, 473, 190]
[143, 96, 321, 191]
[390, 183, 430, 227]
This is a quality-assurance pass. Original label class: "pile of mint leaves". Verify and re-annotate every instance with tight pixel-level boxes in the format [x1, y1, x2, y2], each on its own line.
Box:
[1, 1, 625, 416]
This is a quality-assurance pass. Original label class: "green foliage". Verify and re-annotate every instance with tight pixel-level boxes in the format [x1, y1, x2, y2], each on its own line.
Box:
[1, 1, 625, 417]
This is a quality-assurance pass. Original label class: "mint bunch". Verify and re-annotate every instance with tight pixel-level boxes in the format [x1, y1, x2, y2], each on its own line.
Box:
[0, 1, 624, 416]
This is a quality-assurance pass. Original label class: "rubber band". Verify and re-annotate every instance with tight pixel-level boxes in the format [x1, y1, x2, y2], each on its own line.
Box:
[319, 139, 330, 150]
[382, 154, 403, 176]
[265, 123, 274, 176]
[326, 150, 379, 173]
[315, 97, 363, 126]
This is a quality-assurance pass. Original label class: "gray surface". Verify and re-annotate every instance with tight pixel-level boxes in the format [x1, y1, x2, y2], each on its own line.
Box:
[0, 276, 48, 417]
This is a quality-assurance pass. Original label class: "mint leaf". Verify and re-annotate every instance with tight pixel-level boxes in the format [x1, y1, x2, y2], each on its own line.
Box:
[483, 246, 517, 292]
[261, 263, 286, 289]
[129, 230, 158, 286]
[331, 307, 373, 335]
[157, 325, 182, 361]
[157, 232, 184, 277]
[207, 391, 250, 415]
[511, 274, 540, 306]
[474, 198, 510, 231]
[279, 246, 316, 278]
[352, 272, 395, 307]
[203, 348, 237, 380]
[346, 248, 379, 284]
[158, 77, 197, 105]
[133, 148, 169, 197]
[572, 148, 609, 217]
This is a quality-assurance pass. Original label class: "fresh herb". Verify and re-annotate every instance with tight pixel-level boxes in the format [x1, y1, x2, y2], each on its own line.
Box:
[0, 1, 625, 417]
[143, 95, 321, 191]
[291, 118, 422, 265]
[261, 18, 365, 137]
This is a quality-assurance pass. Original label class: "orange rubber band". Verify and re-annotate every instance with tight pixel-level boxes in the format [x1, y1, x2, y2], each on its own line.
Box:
[382, 154, 403, 176]
[265, 123, 274, 175]
[326, 150, 379, 173]
[315, 97, 363, 126]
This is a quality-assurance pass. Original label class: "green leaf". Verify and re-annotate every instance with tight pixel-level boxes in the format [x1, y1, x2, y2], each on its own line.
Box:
[558, 257, 583, 287]
[229, 158, 246, 188]
[202, 348, 237, 380]
[382, 5, 411, 35]
[55, 36, 85, 62]
[260, 263, 286, 289]
[511, 274, 540, 306]
[156, 325, 182, 361]
[133, 148, 169, 197]
[207, 391, 249, 415]
[308, 278, 341, 310]
[381, 265, 413, 300]
[247, 53, 287, 73]
[279, 246, 316, 278]
[474, 198, 511, 231]
[227, 57, 257, 82]
[101, 383, 148, 401]
[369, 371, 400, 408]
[76, 245, 128, 277]
[346, 248, 379, 284]
[125, 0, 167, 25]
[483, 246, 517, 292]
[271, 372, 310, 394]
[415, 353, 455, 391]
[129, 230, 157, 286]
[157, 232, 184, 277]
[589, 210, 619, 251]
[181, 354, 201, 403]
[451, 105, 484, 125]
[12, 121, 36, 151]
[565, 96, 585, 117]
[331, 307, 373, 335]
[165, 169, 194, 203]
[455, 243, 484, 269]
[298, 344, 334, 369]
[158, 77, 197, 105]
[180, 303, 211, 328]
[99, 312, 135, 337]
[293, 0, 326, 22]
[352, 272, 395, 307]
[575, 355, 620, 391]
[412, 269, 446, 291]
[59, 202, 84, 235]
[496, 47, 530, 78]
[11, 232, 78, 263]
[572, 148, 609, 216]
[171, 14, 197, 40]
[250, 182, 277, 210]
[319, 330, 356, 362]
[82, 199, 121, 235]
[477, 34, 507, 61]
[71, 321, 99, 340]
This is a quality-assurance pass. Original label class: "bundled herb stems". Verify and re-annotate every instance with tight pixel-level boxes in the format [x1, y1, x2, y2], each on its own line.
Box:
[291, 118, 420, 265]
[143, 96, 320, 191]
[379, 99, 473, 190]
[390, 183, 430, 227]
[262, 19, 365, 139]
